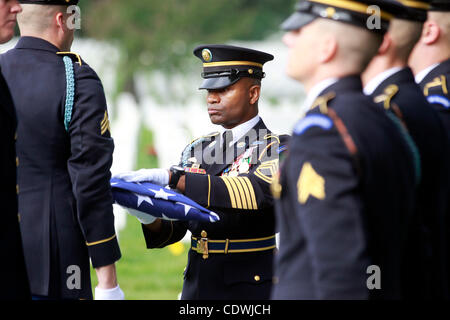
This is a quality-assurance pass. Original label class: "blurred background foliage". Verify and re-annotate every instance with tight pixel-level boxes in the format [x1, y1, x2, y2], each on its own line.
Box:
[78, 0, 296, 99]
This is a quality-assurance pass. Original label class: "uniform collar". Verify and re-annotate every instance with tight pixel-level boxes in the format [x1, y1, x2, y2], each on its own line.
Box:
[415, 63, 440, 84]
[219, 115, 261, 148]
[319, 75, 364, 97]
[15, 36, 61, 53]
[363, 67, 403, 96]
[303, 78, 339, 110]
[416, 58, 450, 84]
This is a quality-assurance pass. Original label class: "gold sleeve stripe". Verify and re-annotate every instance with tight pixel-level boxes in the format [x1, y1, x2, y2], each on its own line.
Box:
[232, 177, 249, 210]
[242, 177, 258, 210]
[254, 171, 273, 184]
[86, 234, 116, 247]
[234, 177, 253, 210]
[227, 177, 243, 209]
[207, 175, 211, 208]
[221, 177, 237, 209]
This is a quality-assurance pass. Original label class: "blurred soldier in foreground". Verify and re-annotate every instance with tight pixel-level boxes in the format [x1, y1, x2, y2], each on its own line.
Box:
[272, 0, 417, 299]
[409, 0, 450, 141]
[0, 0, 30, 300]
[0, 0, 122, 300]
[409, 0, 450, 297]
[363, 0, 449, 298]
[115, 45, 289, 299]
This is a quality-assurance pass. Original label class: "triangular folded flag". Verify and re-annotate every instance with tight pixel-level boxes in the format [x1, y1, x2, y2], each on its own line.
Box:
[110, 178, 220, 223]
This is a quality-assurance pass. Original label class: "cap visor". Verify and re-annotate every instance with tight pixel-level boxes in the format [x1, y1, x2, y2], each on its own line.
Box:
[281, 12, 316, 31]
[199, 77, 239, 90]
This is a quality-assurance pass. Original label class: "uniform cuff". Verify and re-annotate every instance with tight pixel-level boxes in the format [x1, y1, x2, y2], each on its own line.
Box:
[184, 173, 210, 207]
[88, 235, 121, 268]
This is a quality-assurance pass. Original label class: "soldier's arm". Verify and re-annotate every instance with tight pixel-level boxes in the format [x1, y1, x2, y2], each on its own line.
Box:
[180, 136, 289, 211]
[66, 62, 121, 269]
[288, 117, 370, 299]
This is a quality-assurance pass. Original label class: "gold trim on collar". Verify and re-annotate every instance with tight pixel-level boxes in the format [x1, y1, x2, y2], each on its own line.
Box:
[203, 61, 263, 68]
[397, 0, 431, 10]
[309, 0, 394, 20]
[57, 51, 82, 66]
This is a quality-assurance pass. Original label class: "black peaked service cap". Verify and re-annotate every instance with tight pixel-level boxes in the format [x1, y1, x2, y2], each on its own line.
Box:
[193, 44, 274, 90]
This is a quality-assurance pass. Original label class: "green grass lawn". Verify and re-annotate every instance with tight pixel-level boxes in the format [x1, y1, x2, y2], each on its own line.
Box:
[90, 123, 188, 300]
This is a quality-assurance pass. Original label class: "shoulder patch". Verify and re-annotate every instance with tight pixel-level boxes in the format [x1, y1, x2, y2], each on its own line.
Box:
[374, 84, 399, 110]
[57, 51, 82, 66]
[293, 114, 333, 136]
[423, 75, 448, 96]
[427, 95, 450, 109]
[297, 162, 325, 204]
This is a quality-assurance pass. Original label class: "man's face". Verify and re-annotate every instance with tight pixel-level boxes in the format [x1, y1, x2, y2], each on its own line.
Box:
[206, 78, 258, 129]
[0, 0, 21, 44]
[283, 21, 319, 83]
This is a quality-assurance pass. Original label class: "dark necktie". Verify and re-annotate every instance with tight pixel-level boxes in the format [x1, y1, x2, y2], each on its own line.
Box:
[222, 130, 233, 151]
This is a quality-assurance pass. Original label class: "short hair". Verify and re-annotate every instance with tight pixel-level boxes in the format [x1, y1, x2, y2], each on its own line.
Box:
[316, 19, 384, 73]
[18, 4, 69, 33]
[251, 78, 261, 87]
[389, 19, 423, 62]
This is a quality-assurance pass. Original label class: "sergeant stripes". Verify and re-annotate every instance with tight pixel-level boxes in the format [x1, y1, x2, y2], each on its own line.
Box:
[101, 110, 110, 135]
[220, 176, 258, 210]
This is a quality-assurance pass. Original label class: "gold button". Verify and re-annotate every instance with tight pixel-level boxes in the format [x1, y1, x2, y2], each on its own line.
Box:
[201, 230, 207, 238]
[14, 132, 17, 141]
[16, 184, 19, 194]
[16, 157, 19, 167]
[254, 275, 261, 282]
[248, 68, 254, 74]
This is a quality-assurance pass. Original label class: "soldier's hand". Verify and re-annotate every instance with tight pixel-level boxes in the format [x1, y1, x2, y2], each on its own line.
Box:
[113, 168, 169, 186]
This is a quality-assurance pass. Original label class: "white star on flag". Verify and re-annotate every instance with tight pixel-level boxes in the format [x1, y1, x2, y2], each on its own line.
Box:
[176, 202, 194, 216]
[135, 193, 154, 207]
[150, 188, 176, 201]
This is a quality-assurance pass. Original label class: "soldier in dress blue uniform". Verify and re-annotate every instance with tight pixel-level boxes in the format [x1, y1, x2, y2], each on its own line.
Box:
[362, 0, 449, 299]
[271, 0, 418, 299]
[409, 0, 450, 141]
[0, 0, 122, 300]
[409, 0, 450, 297]
[115, 45, 290, 300]
[0, 0, 30, 300]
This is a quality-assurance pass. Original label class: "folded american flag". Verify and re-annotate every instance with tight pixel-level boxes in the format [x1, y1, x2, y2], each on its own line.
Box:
[110, 178, 220, 223]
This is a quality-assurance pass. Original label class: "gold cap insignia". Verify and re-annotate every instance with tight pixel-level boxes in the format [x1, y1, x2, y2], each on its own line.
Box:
[324, 7, 336, 18]
[202, 49, 213, 63]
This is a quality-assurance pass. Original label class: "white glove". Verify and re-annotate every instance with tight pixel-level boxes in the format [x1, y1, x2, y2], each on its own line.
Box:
[95, 285, 125, 300]
[113, 168, 170, 186]
[127, 208, 157, 225]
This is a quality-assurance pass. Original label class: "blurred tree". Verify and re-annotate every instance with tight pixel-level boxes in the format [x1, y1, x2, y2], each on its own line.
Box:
[78, 0, 296, 101]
